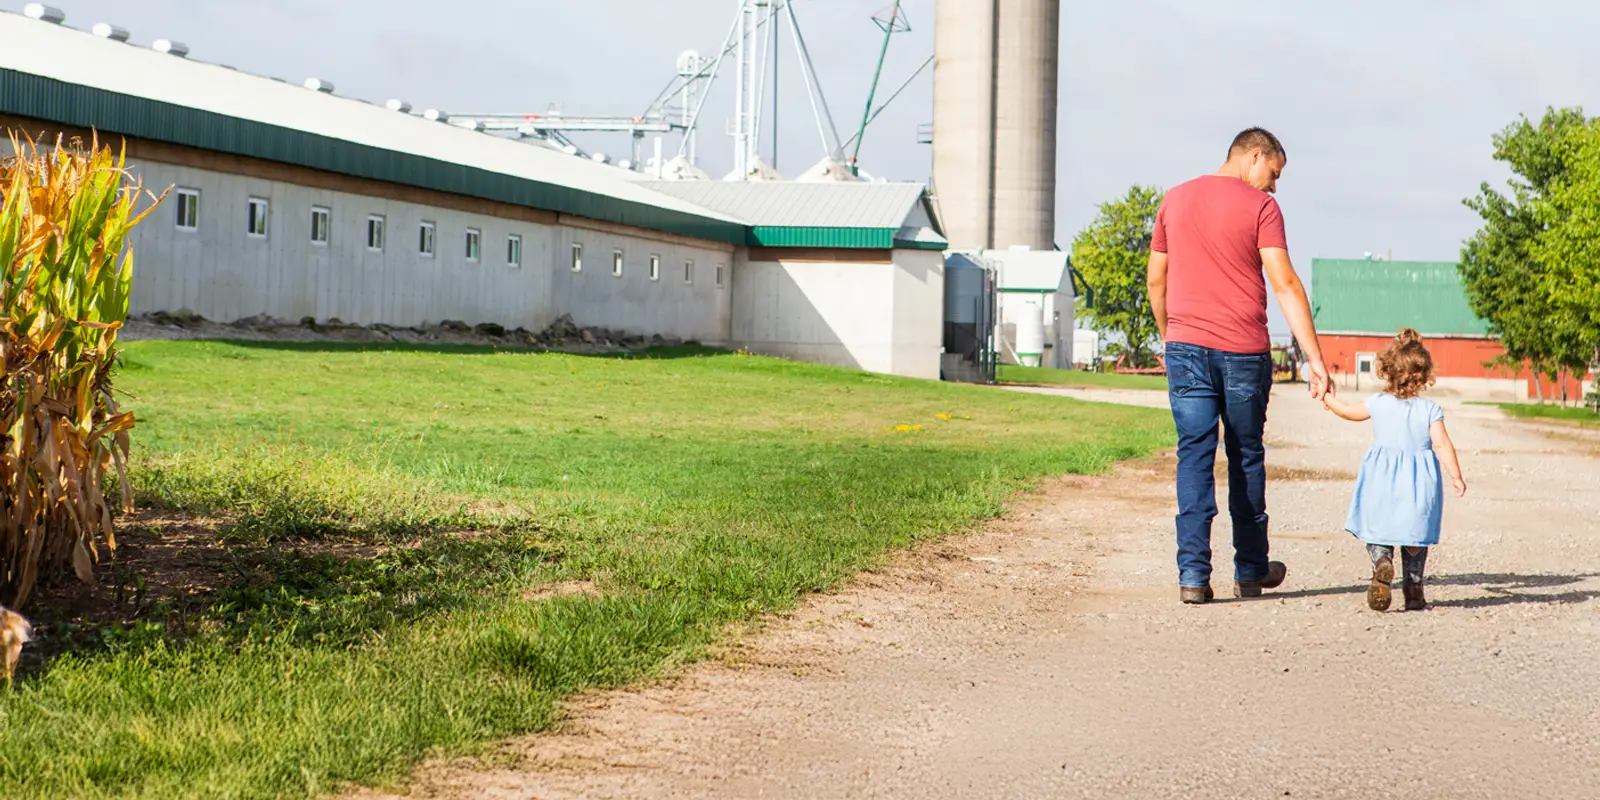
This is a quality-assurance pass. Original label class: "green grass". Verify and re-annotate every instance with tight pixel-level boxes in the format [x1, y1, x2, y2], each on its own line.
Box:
[1491, 402, 1600, 425]
[0, 341, 1172, 799]
[998, 363, 1169, 391]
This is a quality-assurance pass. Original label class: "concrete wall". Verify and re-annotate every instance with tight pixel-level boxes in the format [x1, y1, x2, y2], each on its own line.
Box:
[731, 249, 944, 379]
[119, 157, 734, 339]
[890, 250, 948, 379]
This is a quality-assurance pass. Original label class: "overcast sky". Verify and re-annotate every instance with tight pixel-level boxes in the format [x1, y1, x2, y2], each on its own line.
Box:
[40, 1, 1594, 333]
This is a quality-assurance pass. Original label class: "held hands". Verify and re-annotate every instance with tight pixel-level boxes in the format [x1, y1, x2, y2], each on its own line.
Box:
[1307, 361, 1334, 401]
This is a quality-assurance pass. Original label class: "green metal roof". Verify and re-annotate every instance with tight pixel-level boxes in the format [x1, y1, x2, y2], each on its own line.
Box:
[1311, 259, 1491, 337]
[643, 181, 947, 251]
[0, 67, 748, 245]
[747, 227, 894, 248]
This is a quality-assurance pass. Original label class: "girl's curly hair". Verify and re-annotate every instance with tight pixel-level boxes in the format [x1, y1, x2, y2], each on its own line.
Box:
[1378, 328, 1435, 400]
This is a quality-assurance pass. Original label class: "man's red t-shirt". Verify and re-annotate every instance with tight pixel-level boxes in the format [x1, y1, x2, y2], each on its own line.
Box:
[1151, 175, 1287, 354]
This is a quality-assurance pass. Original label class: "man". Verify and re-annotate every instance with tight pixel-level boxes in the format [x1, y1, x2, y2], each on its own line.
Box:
[1146, 127, 1332, 605]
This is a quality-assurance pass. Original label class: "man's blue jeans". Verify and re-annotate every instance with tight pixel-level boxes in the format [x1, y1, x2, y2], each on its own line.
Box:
[1165, 342, 1274, 588]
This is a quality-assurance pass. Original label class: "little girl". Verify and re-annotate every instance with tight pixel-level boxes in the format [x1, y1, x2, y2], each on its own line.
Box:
[1322, 328, 1467, 611]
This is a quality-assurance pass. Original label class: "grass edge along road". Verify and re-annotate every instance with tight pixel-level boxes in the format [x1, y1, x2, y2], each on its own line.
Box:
[1491, 402, 1600, 426]
[0, 341, 1172, 800]
[998, 364, 1169, 391]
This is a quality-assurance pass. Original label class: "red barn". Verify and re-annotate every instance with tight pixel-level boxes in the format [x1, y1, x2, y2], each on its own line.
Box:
[1310, 259, 1591, 402]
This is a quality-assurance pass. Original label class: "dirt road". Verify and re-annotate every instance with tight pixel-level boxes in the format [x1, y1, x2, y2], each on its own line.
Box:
[361, 389, 1600, 799]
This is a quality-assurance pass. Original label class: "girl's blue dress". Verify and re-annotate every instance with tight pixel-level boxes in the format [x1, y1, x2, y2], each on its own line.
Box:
[1345, 393, 1444, 547]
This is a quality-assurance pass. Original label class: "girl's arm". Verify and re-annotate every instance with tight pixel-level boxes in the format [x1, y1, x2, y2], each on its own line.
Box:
[1322, 394, 1371, 422]
[1430, 419, 1467, 497]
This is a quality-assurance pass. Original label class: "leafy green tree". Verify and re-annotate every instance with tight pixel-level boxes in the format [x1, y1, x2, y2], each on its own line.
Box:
[1072, 185, 1164, 368]
[1529, 118, 1600, 404]
[1460, 107, 1593, 400]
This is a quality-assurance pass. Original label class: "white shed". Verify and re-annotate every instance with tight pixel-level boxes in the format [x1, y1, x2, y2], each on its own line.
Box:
[643, 181, 949, 379]
[950, 249, 1076, 369]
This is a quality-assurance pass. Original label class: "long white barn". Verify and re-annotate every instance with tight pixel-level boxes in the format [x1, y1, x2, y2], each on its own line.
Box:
[0, 8, 947, 378]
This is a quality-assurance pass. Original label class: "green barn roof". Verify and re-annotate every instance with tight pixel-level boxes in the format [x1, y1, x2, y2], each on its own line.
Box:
[1310, 259, 1491, 338]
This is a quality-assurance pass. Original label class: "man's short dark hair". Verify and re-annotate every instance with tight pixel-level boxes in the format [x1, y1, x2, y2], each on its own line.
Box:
[1229, 127, 1285, 160]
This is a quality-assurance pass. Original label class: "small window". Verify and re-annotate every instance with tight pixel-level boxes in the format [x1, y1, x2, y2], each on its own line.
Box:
[612, 249, 625, 277]
[507, 234, 523, 268]
[465, 228, 482, 262]
[175, 188, 199, 231]
[419, 221, 436, 257]
[684, 259, 695, 285]
[247, 197, 269, 238]
[310, 206, 331, 244]
[649, 254, 661, 282]
[716, 263, 725, 288]
[571, 243, 583, 272]
[367, 215, 386, 251]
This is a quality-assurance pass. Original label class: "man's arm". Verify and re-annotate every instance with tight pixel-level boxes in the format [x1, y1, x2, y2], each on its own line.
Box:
[1261, 247, 1331, 398]
[1147, 250, 1169, 343]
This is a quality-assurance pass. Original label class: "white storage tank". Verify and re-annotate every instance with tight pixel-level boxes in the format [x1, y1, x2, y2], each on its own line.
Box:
[1015, 299, 1045, 367]
[1073, 328, 1100, 368]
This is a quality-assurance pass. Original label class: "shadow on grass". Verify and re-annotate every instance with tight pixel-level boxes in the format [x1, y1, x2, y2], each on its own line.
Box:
[19, 527, 560, 675]
[210, 339, 731, 360]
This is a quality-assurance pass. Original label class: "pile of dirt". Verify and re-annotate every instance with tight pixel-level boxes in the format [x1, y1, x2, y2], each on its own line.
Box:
[121, 311, 688, 354]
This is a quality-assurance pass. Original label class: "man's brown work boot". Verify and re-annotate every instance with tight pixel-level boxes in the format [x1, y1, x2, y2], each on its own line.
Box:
[1180, 584, 1214, 605]
[1233, 561, 1288, 598]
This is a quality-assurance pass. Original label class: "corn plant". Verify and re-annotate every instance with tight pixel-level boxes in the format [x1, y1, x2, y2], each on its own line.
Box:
[0, 133, 164, 608]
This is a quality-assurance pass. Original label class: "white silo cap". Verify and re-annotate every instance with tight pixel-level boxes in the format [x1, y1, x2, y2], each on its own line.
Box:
[23, 4, 65, 24]
[91, 23, 131, 41]
[152, 39, 190, 57]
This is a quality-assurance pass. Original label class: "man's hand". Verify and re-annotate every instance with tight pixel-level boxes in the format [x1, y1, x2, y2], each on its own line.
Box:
[1307, 359, 1332, 400]
[1262, 248, 1331, 402]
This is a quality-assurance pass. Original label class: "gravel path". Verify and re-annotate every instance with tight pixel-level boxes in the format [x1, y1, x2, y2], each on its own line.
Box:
[357, 389, 1600, 799]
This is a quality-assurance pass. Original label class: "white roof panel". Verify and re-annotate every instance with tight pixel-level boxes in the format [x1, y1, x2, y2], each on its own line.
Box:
[0, 12, 739, 225]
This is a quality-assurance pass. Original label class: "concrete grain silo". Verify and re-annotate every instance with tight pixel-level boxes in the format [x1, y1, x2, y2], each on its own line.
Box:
[931, 0, 996, 251]
[991, 0, 1060, 251]
[931, 0, 1060, 252]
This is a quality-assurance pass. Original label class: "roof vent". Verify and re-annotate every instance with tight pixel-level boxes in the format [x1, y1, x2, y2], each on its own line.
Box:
[385, 99, 413, 113]
[303, 78, 335, 94]
[23, 4, 65, 24]
[91, 22, 131, 41]
[450, 119, 485, 132]
[151, 39, 190, 58]
[422, 109, 449, 123]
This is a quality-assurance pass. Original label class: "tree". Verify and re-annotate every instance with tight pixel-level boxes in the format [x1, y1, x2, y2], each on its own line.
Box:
[1072, 185, 1164, 368]
[1460, 108, 1594, 401]
[1529, 118, 1600, 406]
